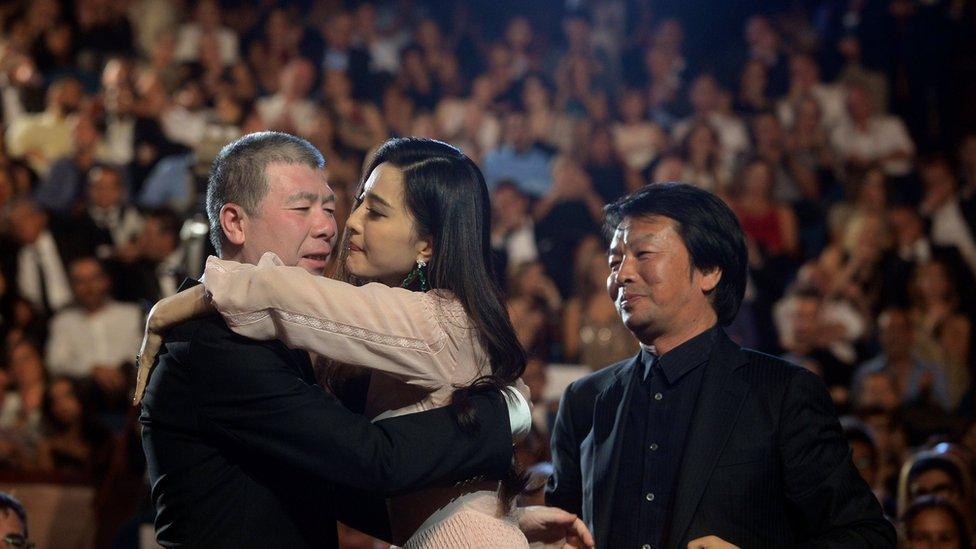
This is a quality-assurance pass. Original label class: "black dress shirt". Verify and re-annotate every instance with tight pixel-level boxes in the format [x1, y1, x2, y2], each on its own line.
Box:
[608, 325, 717, 549]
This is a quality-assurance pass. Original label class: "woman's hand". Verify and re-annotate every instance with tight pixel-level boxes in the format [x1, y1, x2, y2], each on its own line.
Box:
[133, 285, 216, 404]
[517, 506, 594, 549]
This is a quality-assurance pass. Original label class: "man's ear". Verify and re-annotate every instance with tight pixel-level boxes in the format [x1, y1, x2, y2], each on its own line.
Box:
[220, 203, 248, 247]
[415, 235, 434, 263]
[699, 266, 722, 294]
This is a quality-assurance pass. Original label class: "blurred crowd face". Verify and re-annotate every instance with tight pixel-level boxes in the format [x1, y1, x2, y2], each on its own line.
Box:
[916, 261, 953, 304]
[607, 215, 719, 344]
[344, 162, 429, 286]
[906, 507, 964, 549]
[859, 372, 900, 411]
[790, 295, 821, 348]
[9, 340, 44, 389]
[138, 216, 177, 262]
[506, 16, 532, 51]
[70, 258, 111, 312]
[741, 160, 775, 200]
[492, 185, 529, 226]
[910, 469, 962, 508]
[49, 78, 84, 114]
[504, 113, 533, 152]
[689, 75, 720, 114]
[239, 163, 337, 275]
[279, 59, 316, 101]
[789, 54, 820, 90]
[8, 202, 47, 245]
[847, 86, 874, 123]
[878, 309, 915, 361]
[194, 0, 222, 29]
[47, 378, 82, 427]
[87, 168, 124, 209]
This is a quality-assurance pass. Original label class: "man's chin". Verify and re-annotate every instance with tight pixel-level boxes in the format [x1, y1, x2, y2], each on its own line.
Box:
[297, 257, 329, 275]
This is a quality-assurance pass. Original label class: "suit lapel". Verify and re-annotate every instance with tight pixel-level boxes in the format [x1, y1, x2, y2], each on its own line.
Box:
[668, 332, 750, 545]
[589, 355, 639, 549]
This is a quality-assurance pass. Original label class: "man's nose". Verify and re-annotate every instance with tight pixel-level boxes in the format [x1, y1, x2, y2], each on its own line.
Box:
[311, 208, 337, 239]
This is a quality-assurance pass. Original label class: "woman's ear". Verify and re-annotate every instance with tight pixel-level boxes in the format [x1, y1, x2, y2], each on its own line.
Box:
[416, 236, 434, 263]
[220, 203, 248, 247]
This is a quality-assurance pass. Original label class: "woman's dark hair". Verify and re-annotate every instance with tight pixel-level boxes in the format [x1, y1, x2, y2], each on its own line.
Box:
[604, 182, 748, 325]
[903, 496, 972, 548]
[331, 137, 528, 502]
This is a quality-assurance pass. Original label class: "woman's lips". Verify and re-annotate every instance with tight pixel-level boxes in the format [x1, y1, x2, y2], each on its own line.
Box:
[347, 242, 364, 253]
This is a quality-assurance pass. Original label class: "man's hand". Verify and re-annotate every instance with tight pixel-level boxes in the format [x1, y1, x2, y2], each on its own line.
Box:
[688, 535, 740, 549]
[517, 506, 594, 549]
[133, 286, 216, 404]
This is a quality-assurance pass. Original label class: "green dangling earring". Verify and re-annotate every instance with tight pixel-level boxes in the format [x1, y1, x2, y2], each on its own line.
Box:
[401, 259, 429, 292]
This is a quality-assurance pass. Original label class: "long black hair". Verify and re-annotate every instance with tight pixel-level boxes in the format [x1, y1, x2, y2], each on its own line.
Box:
[330, 137, 528, 501]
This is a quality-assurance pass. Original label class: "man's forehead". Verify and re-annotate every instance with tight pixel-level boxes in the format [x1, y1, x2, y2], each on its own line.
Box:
[265, 163, 331, 196]
[609, 215, 678, 248]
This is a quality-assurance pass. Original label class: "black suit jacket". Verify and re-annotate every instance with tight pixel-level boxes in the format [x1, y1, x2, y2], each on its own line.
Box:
[141, 297, 513, 547]
[546, 329, 895, 548]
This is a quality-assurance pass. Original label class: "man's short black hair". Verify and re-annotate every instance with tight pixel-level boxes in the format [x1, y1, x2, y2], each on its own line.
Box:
[604, 182, 748, 326]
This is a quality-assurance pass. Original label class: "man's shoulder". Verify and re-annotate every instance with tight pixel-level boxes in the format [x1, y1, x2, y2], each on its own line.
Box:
[737, 347, 811, 390]
[564, 356, 637, 401]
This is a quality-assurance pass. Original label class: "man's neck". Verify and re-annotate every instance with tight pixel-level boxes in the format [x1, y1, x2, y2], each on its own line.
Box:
[642, 314, 717, 355]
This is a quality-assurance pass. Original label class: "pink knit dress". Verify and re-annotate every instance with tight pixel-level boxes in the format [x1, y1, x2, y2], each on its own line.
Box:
[204, 253, 529, 548]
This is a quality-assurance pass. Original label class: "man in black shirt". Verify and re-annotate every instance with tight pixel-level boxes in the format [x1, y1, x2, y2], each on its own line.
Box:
[547, 183, 895, 548]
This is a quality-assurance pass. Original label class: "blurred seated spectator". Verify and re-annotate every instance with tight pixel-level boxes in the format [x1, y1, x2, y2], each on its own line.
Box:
[673, 73, 750, 173]
[732, 157, 800, 259]
[44, 257, 141, 414]
[779, 285, 854, 406]
[484, 111, 554, 197]
[834, 36, 888, 115]
[648, 152, 686, 184]
[679, 121, 728, 194]
[611, 87, 667, 173]
[785, 96, 838, 190]
[828, 166, 887, 238]
[321, 69, 386, 158]
[910, 258, 973, 409]
[108, 208, 185, 305]
[506, 261, 561, 357]
[0, 337, 47, 467]
[583, 125, 636, 203]
[920, 155, 976, 279]
[561, 236, 637, 370]
[734, 59, 772, 115]
[840, 416, 890, 509]
[7, 199, 77, 315]
[74, 166, 143, 260]
[902, 496, 972, 549]
[173, 0, 239, 67]
[435, 75, 500, 165]
[831, 84, 914, 178]
[36, 376, 111, 479]
[897, 447, 974, 524]
[533, 156, 604, 296]
[490, 181, 539, 279]
[520, 74, 576, 154]
[254, 58, 320, 138]
[749, 110, 816, 203]
[882, 204, 974, 309]
[0, 492, 30, 549]
[819, 210, 889, 325]
[777, 53, 848, 132]
[852, 307, 952, 411]
[4, 77, 84, 177]
[33, 113, 113, 214]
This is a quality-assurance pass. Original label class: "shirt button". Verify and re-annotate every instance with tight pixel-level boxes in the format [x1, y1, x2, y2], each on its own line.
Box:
[654, 392, 663, 401]
[645, 492, 655, 501]
[649, 443, 659, 451]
